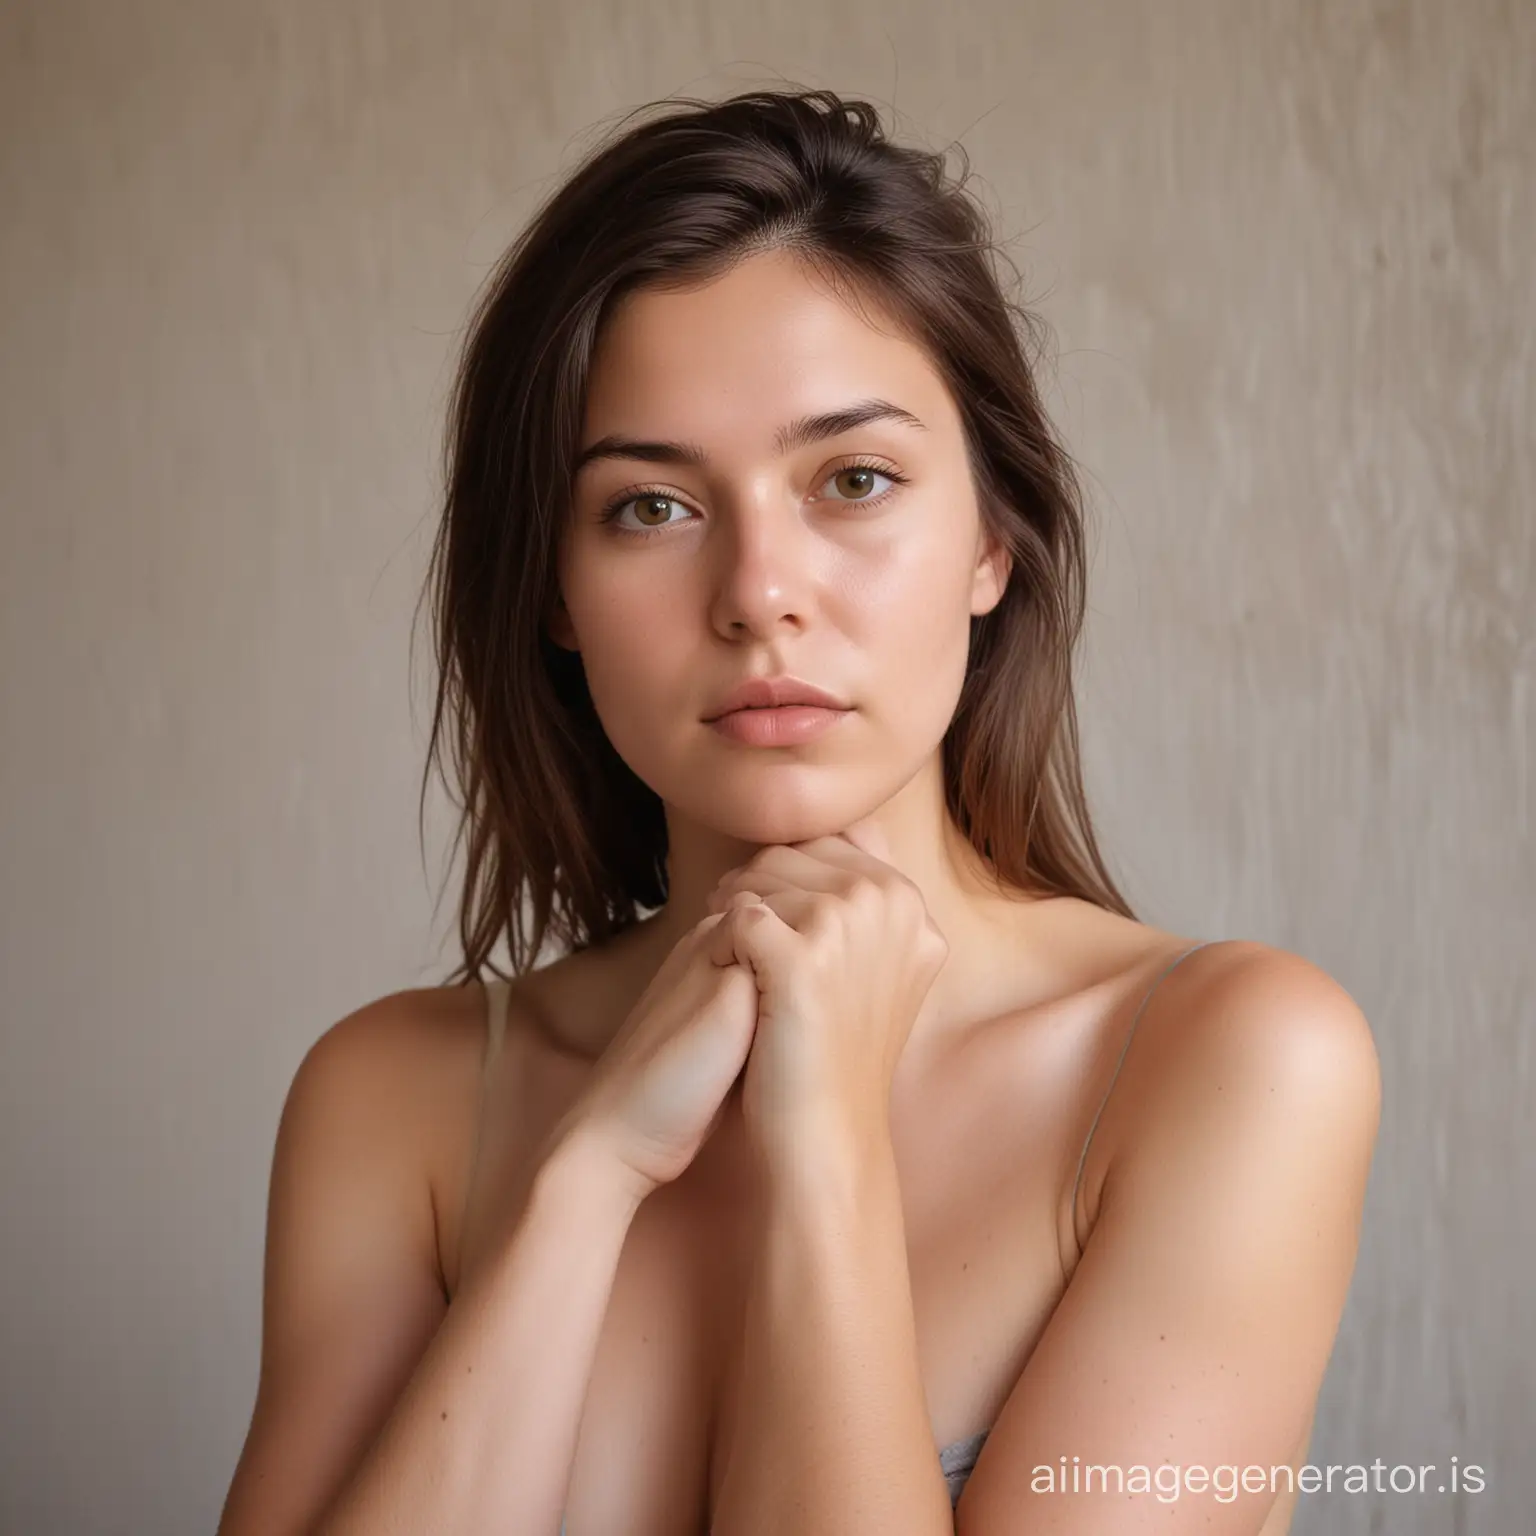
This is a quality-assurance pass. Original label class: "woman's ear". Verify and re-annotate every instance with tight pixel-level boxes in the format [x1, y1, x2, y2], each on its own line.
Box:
[970, 521, 1012, 618]
[546, 594, 579, 651]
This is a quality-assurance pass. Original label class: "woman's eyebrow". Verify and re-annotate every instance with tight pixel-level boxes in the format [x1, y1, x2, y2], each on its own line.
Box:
[573, 397, 928, 475]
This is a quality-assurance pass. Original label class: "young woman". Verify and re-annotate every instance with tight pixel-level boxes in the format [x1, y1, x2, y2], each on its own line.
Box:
[219, 89, 1380, 1536]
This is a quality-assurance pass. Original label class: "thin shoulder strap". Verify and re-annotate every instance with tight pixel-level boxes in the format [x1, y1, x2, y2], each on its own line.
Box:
[484, 976, 510, 1070]
[1069, 940, 1214, 1230]
[472, 978, 510, 1148]
[458, 979, 512, 1279]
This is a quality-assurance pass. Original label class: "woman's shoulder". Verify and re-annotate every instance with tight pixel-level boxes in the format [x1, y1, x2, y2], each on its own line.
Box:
[1038, 895, 1377, 1079]
[1129, 936, 1377, 1086]
[1092, 934, 1382, 1185]
[283, 981, 509, 1271]
[295, 980, 493, 1120]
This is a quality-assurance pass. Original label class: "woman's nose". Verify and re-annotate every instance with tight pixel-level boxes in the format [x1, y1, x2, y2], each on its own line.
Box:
[705, 502, 818, 639]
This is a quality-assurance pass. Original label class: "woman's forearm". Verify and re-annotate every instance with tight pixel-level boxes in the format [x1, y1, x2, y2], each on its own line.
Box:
[315, 1129, 644, 1536]
[711, 1126, 954, 1536]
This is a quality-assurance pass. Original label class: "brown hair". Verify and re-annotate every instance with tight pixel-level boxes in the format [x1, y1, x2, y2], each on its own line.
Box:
[417, 86, 1134, 986]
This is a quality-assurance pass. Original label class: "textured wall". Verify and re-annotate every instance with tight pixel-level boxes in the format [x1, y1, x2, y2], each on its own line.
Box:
[0, 2, 1529, 1532]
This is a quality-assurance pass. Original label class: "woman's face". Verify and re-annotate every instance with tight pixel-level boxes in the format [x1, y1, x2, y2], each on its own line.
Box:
[552, 248, 1009, 848]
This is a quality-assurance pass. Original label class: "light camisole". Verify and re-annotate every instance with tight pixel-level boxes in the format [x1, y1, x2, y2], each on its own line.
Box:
[475, 939, 1213, 1530]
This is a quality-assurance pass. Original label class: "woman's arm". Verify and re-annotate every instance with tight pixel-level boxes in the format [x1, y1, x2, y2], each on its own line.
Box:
[217, 993, 646, 1536]
[956, 941, 1382, 1533]
[711, 1117, 954, 1536]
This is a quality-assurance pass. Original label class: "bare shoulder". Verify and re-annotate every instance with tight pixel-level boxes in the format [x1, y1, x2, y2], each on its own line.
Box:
[1129, 938, 1379, 1099]
[961, 939, 1381, 1530]
[219, 983, 501, 1534]
[1107, 938, 1382, 1184]
[286, 981, 496, 1283]
[294, 981, 490, 1135]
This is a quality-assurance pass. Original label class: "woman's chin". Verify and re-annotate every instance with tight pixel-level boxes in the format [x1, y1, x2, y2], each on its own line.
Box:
[701, 805, 877, 848]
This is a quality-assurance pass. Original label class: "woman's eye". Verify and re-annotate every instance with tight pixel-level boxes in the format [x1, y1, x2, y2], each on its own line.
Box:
[604, 493, 694, 533]
[601, 462, 903, 537]
[821, 464, 897, 502]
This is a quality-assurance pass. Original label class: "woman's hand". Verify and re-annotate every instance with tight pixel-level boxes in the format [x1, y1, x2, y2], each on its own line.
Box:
[570, 914, 760, 1201]
[702, 819, 949, 1174]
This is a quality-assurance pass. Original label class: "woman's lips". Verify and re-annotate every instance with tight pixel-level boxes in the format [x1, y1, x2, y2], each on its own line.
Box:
[706, 704, 852, 747]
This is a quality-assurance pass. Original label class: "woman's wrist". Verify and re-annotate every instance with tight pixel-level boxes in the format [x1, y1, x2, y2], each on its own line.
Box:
[533, 1116, 654, 1226]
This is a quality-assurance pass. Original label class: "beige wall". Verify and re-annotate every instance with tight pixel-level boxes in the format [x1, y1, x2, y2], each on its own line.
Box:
[1, 2, 1530, 1531]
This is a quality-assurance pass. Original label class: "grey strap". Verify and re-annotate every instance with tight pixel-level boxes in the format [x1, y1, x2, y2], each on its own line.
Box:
[1069, 941, 1213, 1236]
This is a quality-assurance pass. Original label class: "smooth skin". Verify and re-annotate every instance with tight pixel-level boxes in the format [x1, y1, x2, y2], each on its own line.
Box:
[219, 248, 1380, 1535]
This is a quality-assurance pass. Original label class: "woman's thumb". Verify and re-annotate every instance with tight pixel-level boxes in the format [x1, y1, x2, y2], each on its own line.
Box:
[705, 895, 785, 984]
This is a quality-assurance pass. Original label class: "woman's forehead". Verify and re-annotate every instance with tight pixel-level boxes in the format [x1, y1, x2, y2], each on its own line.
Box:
[596, 252, 923, 373]
[582, 261, 951, 458]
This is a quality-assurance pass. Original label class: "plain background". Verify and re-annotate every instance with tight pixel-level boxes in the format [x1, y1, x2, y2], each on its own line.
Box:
[1, 2, 1530, 1532]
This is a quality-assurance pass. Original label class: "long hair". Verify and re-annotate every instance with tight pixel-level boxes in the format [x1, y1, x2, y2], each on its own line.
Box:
[417, 87, 1134, 985]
